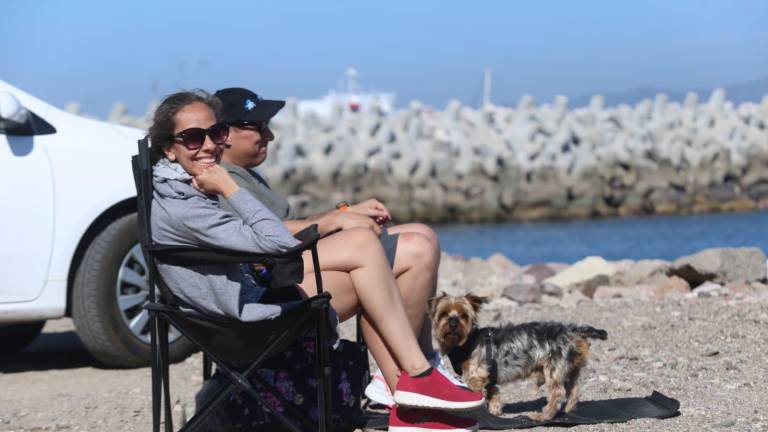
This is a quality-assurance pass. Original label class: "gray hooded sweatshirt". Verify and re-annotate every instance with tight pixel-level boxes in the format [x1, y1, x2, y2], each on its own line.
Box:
[151, 159, 301, 321]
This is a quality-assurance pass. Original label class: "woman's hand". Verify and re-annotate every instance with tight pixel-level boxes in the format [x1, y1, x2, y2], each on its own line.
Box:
[192, 165, 240, 197]
[349, 198, 391, 225]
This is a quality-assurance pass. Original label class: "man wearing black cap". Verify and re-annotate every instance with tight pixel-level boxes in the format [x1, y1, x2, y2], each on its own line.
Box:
[214, 87, 450, 409]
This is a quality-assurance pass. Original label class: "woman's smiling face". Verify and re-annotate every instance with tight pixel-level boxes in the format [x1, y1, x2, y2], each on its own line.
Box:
[163, 101, 222, 176]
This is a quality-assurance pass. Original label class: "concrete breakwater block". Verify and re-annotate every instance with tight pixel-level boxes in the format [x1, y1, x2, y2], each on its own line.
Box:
[106, 88, 768, 222]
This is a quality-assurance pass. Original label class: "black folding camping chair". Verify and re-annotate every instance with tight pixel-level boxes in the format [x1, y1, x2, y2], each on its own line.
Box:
[132, 136, 334, 432]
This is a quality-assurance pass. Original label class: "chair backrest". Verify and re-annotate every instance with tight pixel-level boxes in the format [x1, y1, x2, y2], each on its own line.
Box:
[132, 137, 180, 307]
[132, 137, 153, 250]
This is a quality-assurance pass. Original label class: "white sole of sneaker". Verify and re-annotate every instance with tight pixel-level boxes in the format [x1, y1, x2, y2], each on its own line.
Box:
[389, 426, 478, 432]
[393, 391, 485, 411]
[365, 384, 395, 408]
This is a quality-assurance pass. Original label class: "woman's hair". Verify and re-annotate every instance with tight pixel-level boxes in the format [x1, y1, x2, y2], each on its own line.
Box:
[148, 89, 223, 164]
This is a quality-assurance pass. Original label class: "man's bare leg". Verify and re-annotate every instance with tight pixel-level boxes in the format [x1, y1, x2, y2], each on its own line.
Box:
[387, 223, 440, 355]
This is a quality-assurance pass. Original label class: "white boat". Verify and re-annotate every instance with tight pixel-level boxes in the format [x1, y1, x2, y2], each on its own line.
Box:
[296, 67, 396, 118]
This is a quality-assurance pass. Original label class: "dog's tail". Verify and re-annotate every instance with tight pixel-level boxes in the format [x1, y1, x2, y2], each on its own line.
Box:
[574, 325, 608, 340]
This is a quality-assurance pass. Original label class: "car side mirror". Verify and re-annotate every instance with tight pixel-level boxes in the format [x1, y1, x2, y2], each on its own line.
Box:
[0, 91, 56, 136]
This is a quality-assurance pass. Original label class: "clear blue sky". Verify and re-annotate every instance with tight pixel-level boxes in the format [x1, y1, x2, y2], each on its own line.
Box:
[2, 0, 766, 117]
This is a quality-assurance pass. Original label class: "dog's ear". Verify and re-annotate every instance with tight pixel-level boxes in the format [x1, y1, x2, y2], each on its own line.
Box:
[464, 294, 488, 313]
[428, 292, 447, 318]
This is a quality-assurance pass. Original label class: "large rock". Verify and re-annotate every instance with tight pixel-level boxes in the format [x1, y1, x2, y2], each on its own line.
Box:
[544, 256, 619, 288]
[560, 288, 591, 308]
[486, 253, 522, 275]
[521, 263, 557, 283]
[574, 274, 611, 298]
[725, 281, 768, 296]
[437, 253, 471, 296]
[502, 282, 542, 304]
[437, 254, 513, 298]
[689, 281, 726, 298]
[610, 259, 670, 285]
[670, 247, 767, 285]
[593, 284, 658, 300]
[593, 275, 689, 300]
[655, 275, 691, 299]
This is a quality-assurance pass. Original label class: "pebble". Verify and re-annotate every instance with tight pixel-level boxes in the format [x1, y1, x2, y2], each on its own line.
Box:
[611, 379, 633, 391]
[714, 419, 736, 428]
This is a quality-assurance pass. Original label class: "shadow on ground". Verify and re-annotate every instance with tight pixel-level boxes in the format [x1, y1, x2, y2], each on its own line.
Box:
[0, 330, 103, 373]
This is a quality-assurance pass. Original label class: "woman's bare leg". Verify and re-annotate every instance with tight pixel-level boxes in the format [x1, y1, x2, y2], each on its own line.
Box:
[298, 228, 430, 390]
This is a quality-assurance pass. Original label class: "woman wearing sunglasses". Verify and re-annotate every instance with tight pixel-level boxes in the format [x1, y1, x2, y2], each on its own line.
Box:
[147, 90, 482, 431]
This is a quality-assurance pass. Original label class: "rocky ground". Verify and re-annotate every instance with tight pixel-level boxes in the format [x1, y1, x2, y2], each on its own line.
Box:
[2, 247, 768, 431]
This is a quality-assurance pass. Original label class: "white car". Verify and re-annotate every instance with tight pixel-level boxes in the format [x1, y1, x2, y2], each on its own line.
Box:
[0, 80, 194, 366]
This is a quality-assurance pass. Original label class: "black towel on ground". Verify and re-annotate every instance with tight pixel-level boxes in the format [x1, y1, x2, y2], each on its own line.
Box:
[359, 391, 680, 430]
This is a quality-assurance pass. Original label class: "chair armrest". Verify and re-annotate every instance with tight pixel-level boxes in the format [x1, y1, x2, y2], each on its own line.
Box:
[292, 224, 321, 248]
[148, 224, 321, 267]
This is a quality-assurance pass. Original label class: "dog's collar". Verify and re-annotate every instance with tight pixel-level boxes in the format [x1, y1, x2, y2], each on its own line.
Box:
[446, 327, 497, 389]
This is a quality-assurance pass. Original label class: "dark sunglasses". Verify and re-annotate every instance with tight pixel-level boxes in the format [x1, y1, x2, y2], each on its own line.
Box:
[171, 123, 229, 150]
[231, 121, 270, 134]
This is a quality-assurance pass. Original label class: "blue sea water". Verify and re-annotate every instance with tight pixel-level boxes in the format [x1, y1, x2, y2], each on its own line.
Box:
[434, 210, 768, 265]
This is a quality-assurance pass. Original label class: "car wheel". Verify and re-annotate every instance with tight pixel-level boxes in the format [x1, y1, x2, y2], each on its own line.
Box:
[0, 321, 46, 355]
[72, 213, 196, 367]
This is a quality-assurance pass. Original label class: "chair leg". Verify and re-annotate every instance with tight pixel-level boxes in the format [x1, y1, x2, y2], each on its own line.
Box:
[150, 313, 161, 432]
[159, 319, 174, 432]
[316, 309, 333, 432]
[202, 353, 212, 381]
[310, 245, 334, 431]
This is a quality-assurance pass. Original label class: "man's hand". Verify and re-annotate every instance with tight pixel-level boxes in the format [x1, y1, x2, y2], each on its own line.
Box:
[192, 165, 240, 197]
[349, 199, 391, 225]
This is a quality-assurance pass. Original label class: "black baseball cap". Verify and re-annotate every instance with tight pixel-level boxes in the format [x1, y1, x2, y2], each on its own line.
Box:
[214, 87, 285, 124]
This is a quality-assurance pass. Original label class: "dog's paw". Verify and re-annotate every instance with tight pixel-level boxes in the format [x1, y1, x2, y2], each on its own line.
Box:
[487, 400, 503, 416]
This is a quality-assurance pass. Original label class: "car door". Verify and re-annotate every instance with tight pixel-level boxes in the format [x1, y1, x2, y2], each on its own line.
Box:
[0, 92, 55, 303]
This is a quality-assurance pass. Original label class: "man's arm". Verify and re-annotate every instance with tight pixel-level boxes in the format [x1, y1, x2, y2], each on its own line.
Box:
[288, 198, 392, 235]
[221, 166, 380, 236]
[284, 210, 381, 236]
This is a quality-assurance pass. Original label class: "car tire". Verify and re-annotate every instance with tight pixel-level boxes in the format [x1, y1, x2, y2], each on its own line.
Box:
[0, 321, 46, 355]
[72, 213, 196, 367]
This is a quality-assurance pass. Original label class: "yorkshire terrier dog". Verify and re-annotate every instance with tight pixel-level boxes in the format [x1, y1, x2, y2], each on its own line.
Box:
[429, 293, 608, 420]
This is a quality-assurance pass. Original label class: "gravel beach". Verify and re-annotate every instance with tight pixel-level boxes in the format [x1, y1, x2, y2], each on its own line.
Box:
[2, 290, 766, 431]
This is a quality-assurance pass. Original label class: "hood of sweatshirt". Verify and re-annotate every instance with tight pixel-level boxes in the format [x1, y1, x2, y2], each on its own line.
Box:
[152, 158, 211, 201]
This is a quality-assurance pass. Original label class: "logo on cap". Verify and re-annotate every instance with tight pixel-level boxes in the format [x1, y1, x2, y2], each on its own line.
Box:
[244, 99, 256, 111]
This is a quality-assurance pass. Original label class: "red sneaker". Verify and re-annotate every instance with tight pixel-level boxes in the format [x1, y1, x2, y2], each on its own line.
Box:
[394, 367, 484, 411]
[389, 406, 478, 431]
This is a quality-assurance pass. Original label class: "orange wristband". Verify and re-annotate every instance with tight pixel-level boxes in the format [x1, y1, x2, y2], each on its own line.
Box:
[336, 201, 350, 212]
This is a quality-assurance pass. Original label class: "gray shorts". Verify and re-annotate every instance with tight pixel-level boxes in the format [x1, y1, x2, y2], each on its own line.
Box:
[380, 227, 399, 269]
